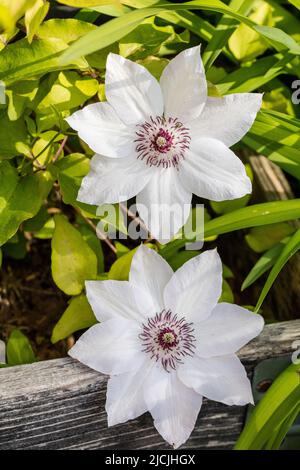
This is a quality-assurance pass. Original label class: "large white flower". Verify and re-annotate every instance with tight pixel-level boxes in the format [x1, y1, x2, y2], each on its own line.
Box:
[69, 246, 264, 448]
[66, 46, 262, 242]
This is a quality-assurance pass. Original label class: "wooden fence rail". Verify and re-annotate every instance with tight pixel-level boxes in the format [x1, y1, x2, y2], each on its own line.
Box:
[0, 320, 299, 450]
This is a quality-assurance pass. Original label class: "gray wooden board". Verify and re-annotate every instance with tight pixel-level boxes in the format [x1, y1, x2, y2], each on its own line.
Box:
[0, 320, 299, 450]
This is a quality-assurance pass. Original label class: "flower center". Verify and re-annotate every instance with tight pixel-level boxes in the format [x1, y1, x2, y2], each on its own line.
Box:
[139, 309, 196, 372]
[134, 116, 191, 170]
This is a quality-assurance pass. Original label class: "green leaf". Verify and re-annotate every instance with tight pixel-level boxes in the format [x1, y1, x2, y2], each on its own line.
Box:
[0, 37, 88, 86]
[217, 52, 294, 94]
[245, 222, 295, 253]
[55, 0, 119, 6]
[288, 0, 300, 9]
[0, 162, 53, 246]
[219, 278, 234, 303]
[6, 329, 36, 366]
[0, 110, 29, 158]
[35, 217, 55, 239]
[51, 214, 98, 295]
[37, 18, 96, 44]
[241, 237, 290, 291]
[60, 1, 300, 65]
[0, 0, 36, 34]
[137, 56, 168, 80]
[31, 131, 63, 166]
[56, 153, 98, 216]
[25, 0, 50, 43]
[235, 362, 300, 450]
[161, 199, 300, 259]
[6, 79, 39, 121]
[255, 227, 300, 311]
[202, 0, 253, 69]
[108, 246, 138, 281]
[3, 232, 27, 259]
[228, 0, 272, 62]
[77, 223, 105, 273]
[108, 243, 156, 280]
[51, 294, 97, 343]
[36, 71, 98, 132]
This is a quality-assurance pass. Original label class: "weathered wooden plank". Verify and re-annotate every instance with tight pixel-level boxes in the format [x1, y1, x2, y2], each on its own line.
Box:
[0, 320, 299, 450]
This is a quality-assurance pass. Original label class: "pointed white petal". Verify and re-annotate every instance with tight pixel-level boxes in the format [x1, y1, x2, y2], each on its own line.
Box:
[191, 93, 263, 147]
[163, 249, 222, 323]
[136, 168, 192, 244]
[77, 154, 152, 206]
[105, 53, 163, 125]
[130, 245, 173, 312]
[180, 138, 252, 201]
[178, 354, 253, 406]
[68, 319, 144, 375]
[85, 280, 156, 323]
[106, 360, 153, 426]
[160, 45, 207, 122]
[143, 366, 202, 448]
[194, 303, 264, 357]
[66, 102, 135, 158]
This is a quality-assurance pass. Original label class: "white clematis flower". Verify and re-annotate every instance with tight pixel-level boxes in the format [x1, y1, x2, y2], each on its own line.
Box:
[66, 46, 262, 242]
[69, 246, 264, 448]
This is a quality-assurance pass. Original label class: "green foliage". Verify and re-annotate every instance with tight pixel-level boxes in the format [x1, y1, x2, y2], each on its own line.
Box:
[0, 162, 52, 246]
[235, 362, 300, 449]
[6, 329, 36, 366]
[51, 214, 98, 295]
[255, 227, 300, 310]
[51, 294, 97, 343]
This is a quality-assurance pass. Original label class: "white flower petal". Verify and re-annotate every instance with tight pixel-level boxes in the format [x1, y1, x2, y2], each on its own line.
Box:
[180, 137, 252, 201]
[143, 366, 203, 448]
[85, 280, 156, 323]
[191, 93, 263, 147]
[163, 249, 222, 323]
[194, 303, 264, 357]
[106, 360, 153, 426]
[66, 102, 135, 158]
[136, 168, 192, 244]
[68, 319, 143, 375]
[129, 245, 173, 312]
[178, 354, 253, 406]
[105, 53, 163, 125]
[77, 154, 152, 206]
[160, 45, 207, 122]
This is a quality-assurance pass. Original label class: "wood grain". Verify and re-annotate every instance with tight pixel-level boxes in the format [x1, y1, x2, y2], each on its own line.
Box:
[0, 320, 299, 450]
